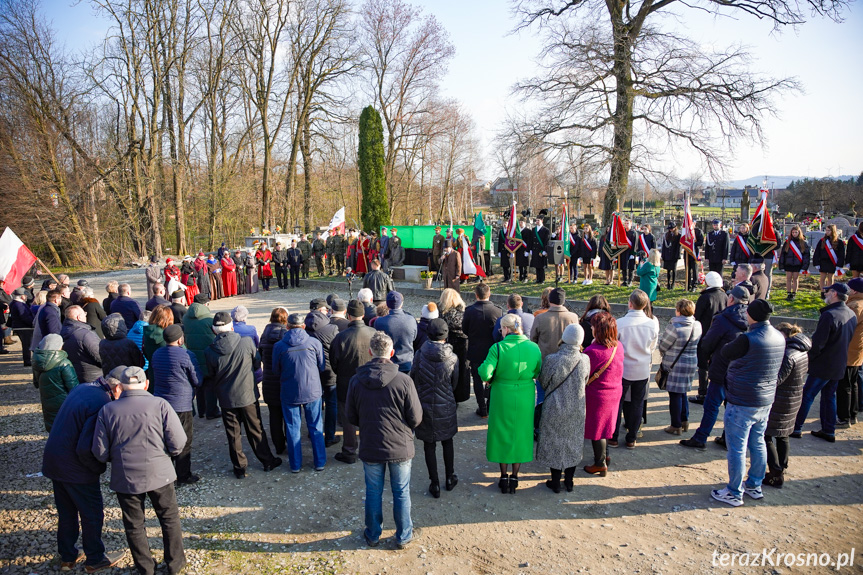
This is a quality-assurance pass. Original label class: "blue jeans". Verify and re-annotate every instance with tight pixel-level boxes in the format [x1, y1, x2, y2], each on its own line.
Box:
[52, 480, 106, 565]
[362, 460, 413, 545]
[692, 379, 725, 443]
[724, 403, 770, 498]
[794, 376, 837, 435]
[282, 399, 326, 471]
[322, 386, 338, 443]
[668, 391, 689, 428]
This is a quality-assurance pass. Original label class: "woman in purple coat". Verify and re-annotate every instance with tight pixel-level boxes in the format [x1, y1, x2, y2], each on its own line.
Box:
[583, 311, 624, 477]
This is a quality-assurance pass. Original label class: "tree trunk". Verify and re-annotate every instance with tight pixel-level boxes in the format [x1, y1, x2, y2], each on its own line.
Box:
[604, 18, 635, 226]
[301, 115, 313, 233]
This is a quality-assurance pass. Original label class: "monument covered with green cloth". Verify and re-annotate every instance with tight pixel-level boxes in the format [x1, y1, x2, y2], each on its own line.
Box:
[381, 225, 475, 249]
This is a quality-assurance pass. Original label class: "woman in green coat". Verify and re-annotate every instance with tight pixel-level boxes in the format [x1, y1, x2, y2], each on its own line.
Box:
[637, 248, 662, 302]
[31, 334, 79, 431]
[478, 313, 542, 494]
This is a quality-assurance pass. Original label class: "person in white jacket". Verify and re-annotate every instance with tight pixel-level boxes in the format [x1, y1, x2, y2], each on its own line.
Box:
[612, 289, 660, 448]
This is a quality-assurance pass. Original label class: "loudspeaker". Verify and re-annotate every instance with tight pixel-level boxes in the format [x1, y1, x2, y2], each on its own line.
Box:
[548, 240, 566, 265]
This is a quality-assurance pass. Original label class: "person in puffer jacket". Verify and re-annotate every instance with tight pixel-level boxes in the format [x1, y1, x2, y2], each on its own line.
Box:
[410, 318, 459, 499]
[99, 313, 144, 376]
[32, 333, 79, 431]
[60, 307, 103, 384]
[305, 301, 340, 446]
[259, 308, 289, 454]
[764, 324, 810, 489]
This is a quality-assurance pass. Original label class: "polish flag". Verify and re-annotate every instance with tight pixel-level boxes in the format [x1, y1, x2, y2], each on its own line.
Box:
[0, 228, 37, 294]
[321, 207, 346, 240]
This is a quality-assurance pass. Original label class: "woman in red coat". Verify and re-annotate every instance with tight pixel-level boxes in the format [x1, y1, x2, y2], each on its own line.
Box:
[256, 243, 273, 291]
[221, 254, 238, 297]
[164, 258, 181, 284]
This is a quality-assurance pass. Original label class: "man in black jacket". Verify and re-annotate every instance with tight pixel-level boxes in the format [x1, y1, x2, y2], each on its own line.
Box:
[704, 219, 729, 274]
[497, 225, 512, 282]
[346, 332, 422, 549]
[530, 217, 552, 284]
[330, 302, 376, 464]
[286, 239, 303, 288]
[362, 258, 394, 305]
[272, 241, 288, 289]
[793, 283, 858, 442]
[305, 300, 341, 447]
[462, 283, 502, 417]
[691, 271, 727, 403]
[205, 312, 281, 477]
[169, 290, 187, 325]
[61, 306, 103, 383]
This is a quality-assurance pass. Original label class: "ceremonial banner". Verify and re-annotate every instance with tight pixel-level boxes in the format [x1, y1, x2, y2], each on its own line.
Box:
[746, 187, 778, 256]
[602, 212, 629, 261]
[503, 202, 524, 254]
[559, 203, 570, 258]
[0, 228, 37, 294]
[459, 233, 486, 278]
[680, 193, 697, 259]
[472, 212, 486, 245]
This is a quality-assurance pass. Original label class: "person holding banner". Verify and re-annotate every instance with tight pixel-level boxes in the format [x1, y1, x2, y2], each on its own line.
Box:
[621, 219, 638, 286]
[579, 225, 597, 285]
[729, 223, 752, 277]
[812, 224, 846, 293]
[846, 222, 863, 278]
[568, 223, 579, 283]
[660, 223, 682, 290]
[777, 225, 810, 301]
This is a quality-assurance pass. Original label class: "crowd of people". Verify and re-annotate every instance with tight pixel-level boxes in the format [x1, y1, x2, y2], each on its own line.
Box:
[0, 220, 862, 570]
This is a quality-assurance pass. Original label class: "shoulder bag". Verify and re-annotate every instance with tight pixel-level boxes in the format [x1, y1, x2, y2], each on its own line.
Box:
[655, 327, 694, 391]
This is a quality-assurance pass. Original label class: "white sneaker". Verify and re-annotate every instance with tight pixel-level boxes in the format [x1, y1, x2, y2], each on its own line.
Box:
[711, 488, 743, 507]
[585, 279, 593, 285]
[743, 485, 764, 500]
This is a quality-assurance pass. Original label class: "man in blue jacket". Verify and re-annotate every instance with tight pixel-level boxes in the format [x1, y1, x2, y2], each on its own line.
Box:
[273, 313, 327, 472]
[711, 299, 785, 506]
[793, 282, 858, 442]
[111, 284, 143, 331]
[42, 368, 126, 573]
[151, 324, 202, 485]
[374, 291, 417, 373]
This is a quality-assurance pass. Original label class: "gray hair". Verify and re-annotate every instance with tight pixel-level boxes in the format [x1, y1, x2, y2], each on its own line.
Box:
[81, 286, 94, 299]
[212, 322, 234, 334]
[119, 283, 132, 295]
[231, 305, 249, 322]
[106, 281, 119, 293]
[357, 288, 373, 303]
[369, 331, 394, 358]
[737, 264, 752, 279]
[139, 310, 152, 322]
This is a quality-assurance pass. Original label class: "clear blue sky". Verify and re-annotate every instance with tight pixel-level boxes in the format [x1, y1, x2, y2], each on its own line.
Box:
[43, 0, 863, 183]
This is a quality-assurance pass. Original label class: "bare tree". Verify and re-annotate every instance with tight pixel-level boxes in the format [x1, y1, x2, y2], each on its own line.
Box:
[510, 0, 845, 225]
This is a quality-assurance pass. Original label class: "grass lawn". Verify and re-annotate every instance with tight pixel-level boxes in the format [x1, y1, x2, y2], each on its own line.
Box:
[310, 266, 826, 319]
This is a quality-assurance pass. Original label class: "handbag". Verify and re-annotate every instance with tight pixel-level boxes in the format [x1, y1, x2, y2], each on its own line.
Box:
[655, 327, 694, 391]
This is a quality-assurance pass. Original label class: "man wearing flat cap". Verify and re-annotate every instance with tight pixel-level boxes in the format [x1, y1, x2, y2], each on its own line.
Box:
[92, 366, 187, 574]
[710, 299, 784, 507]
[793, 283, 857, 442]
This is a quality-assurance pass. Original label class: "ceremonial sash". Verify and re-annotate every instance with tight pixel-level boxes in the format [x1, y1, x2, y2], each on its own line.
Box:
[534, 227, 545, 251]
[625, 233, 633, 248]
[639, 234, 650, 254]
[788, 240, 804, 263]
[825, 239, 838, 266]
[736, 235, 751, 257]
[852, 234, 863, 251]
[582, 238, 593, 253]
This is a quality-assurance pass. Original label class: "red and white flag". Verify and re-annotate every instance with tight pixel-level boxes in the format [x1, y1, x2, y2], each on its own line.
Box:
[680, 193, 697, 259]
[321, 207, 346, 240]
[0, 228, 38, 294]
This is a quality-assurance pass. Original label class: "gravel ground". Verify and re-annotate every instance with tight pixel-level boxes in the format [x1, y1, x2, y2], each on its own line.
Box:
[1, 268, 862, 574]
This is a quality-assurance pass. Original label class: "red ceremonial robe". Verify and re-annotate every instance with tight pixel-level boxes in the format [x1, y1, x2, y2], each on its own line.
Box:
[221, 256, 237, 297]
[256, 249, 273, 278]
[355, 238, 370, 274]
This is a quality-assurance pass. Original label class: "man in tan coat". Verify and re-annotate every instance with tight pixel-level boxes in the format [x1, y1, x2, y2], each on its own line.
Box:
[838, 278, 863, 426]
[439, 240, 461, 291]
[530, 288, 579, 357]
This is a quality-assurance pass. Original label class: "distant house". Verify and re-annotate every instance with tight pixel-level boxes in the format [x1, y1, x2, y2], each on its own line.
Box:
[704, 186, 783, 209]
[490, 177, 518, 198]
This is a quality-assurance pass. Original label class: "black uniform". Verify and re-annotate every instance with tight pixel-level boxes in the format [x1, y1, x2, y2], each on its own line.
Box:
[272, 246, 288, 289]
[517, 227, 533, 282]
[621, 228, 638, 284]
[286, 247, 303, 288]
[568, 231, 579, 282]
[660, 232, 681, 289]
[685, 227, 704, 290]
[579, 235, 597, 267]
[729, 233, 752, 275]
[530, 225, 551, 284]
[497, 228, 512, 281]
[704, 228, 729, 274]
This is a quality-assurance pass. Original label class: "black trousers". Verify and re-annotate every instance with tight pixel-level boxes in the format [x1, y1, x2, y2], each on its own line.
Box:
[274, 264, 288, 288]
[622, 257, 635, 283]
[500, 256, 511, 281]
[423, 439, 454, 485]
[470, 362, 488, 415]
[221, 402, 276, 473]
[613, 378, 648, 443]
[518, 266, 528, 281]
[52, 480, 106, 565]
[116, 483, 185, 575]
[838, 365, 860, 421]
[266, 399, 287, 454]
[708, 261, 724, 274]
[665, 268, 677, 288]
[195, 378, 220, 418]
[569, 259, 578, 282]
[173, 411, 194, 481]
[14, 328, 33, 366]
[535, 265, 546, 283]
[765, 435, 790, 473]
[697, 367, 708, 396]
[685, 255, 698, 288]
[289, 265, 301, 288]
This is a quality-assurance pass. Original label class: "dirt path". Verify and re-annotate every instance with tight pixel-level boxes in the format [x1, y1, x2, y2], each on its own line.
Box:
[1, 269, 861, 574]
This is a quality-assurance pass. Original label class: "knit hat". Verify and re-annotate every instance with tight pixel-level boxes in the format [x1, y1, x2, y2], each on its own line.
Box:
[705, 271, 723, 289]
[747, 299, 773, 322]
[120, 366, 147, 385]
[561, 323, 584, 346]
[729, 286, 750, 303]
[326, 293, 338, 307]
[549, 288, 566, 306]
[386, 291, 404, 309]
[421, 303, 439, 320]
[193, 294, 210, 304]
[347, 299, 365, 318]
[331, 298, 347, 312]
[427, 318, 448, 341]
[231, 305, 249, 322]
[163, 324, 184, 344]
[38, 333, 63, 351]
[848, 278, 863, 293]
[22, 276, 34, 287]
[212, 311, 232, 327]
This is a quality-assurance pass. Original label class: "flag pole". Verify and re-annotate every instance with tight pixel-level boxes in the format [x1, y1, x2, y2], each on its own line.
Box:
[36, 258, 62, 285]
[616, 200, 621, 287]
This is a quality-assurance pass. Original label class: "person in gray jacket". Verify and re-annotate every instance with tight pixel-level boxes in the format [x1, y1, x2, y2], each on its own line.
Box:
[362, 258, 394, 305]
[205, 311, 281, 478]
[91, 367, 187, 575]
